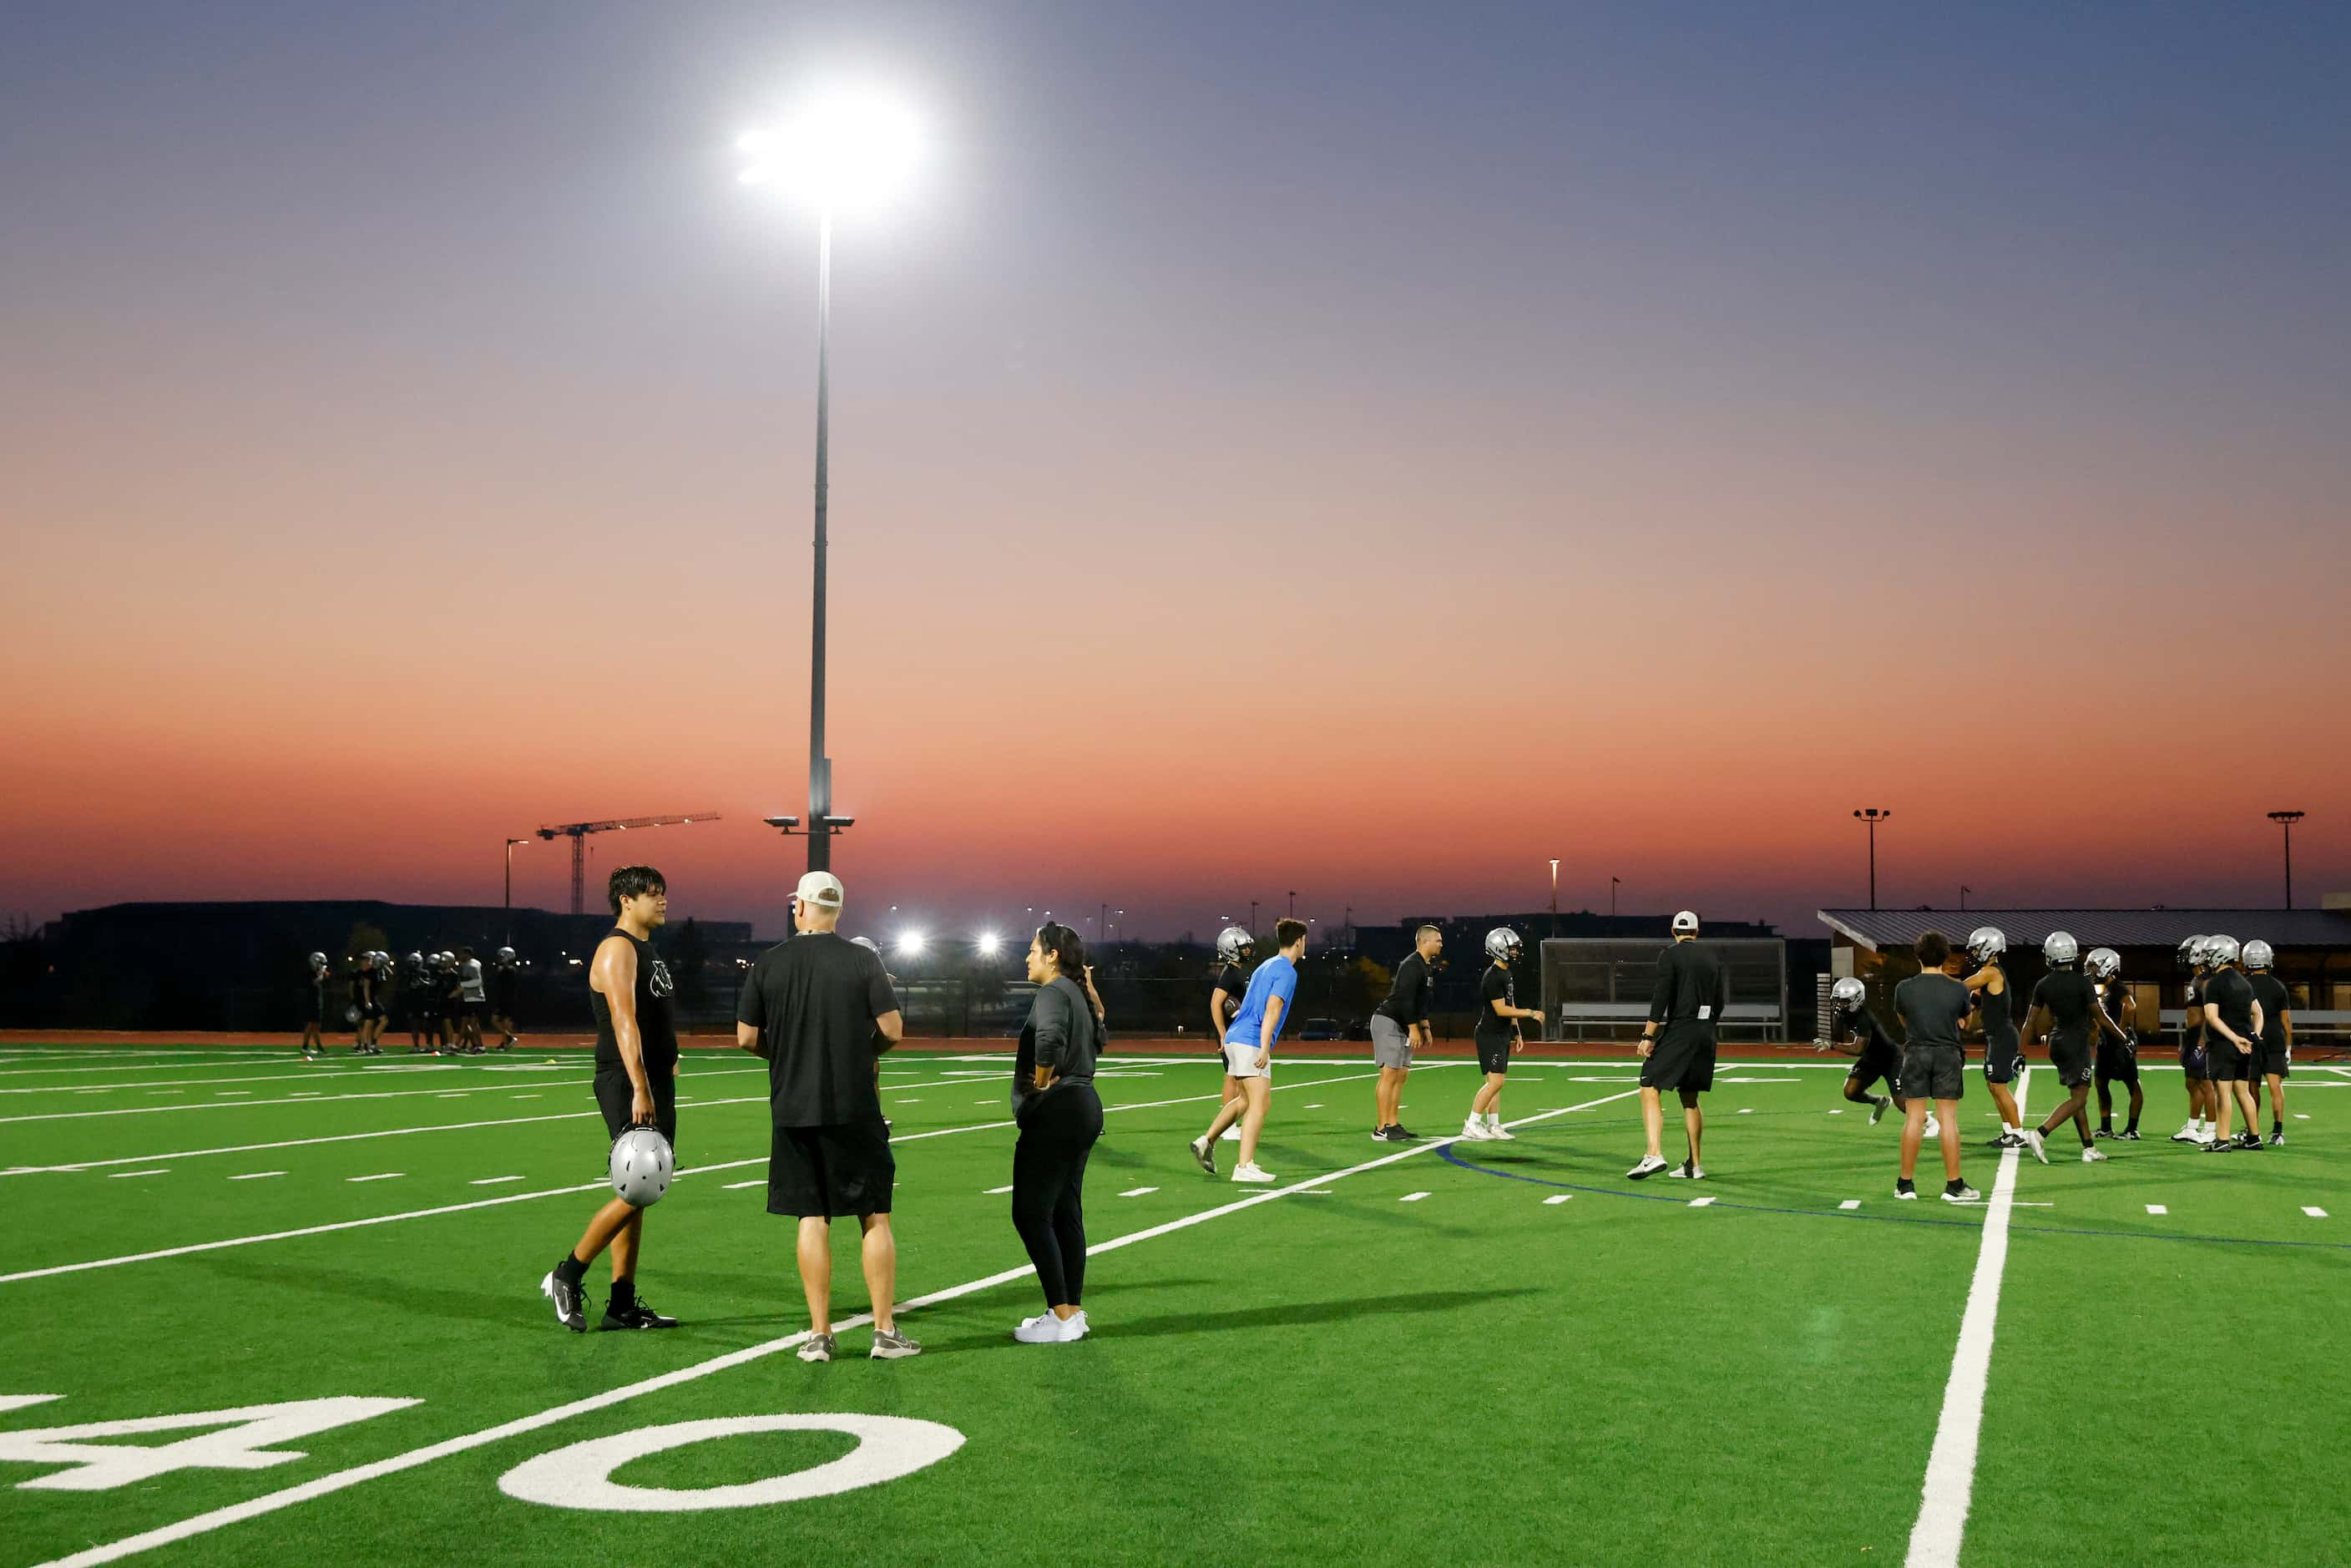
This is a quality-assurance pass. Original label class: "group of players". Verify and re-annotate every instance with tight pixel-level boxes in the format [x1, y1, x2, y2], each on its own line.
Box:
[1823, 927, 2298, 1201]
[299, 946, 523, 1057]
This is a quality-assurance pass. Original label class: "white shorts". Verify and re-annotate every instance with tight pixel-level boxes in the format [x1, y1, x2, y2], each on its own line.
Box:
[1222, 1042, 1272, 1080]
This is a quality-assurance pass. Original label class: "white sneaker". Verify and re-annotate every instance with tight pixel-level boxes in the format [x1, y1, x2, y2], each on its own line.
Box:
[1625, 1155, 1670, 1180]
[1484, 1122, 1516, 1141]
[2171, 1120, 2201, 1144]
[1059, 1308, 1090, 1342]
[1231, 1162, 1276, 1184]
[1219, 1125, 1241, 1142]
[1868, 1095, 1889, 1126]
[2021, 1128, 2048, 1165]
[1460, 1119, 1493, 1141]
[2081, 1146, 2107, 1163]
[1014, 1313, 1069, 1344]
[1923, 1114, 1941, 1138]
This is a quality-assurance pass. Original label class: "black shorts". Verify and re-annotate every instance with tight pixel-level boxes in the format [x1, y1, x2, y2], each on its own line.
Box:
[2046, 1031, 2093, 1088]
[769, 1120, 894, 1218]
[594, 1066, 679, 1162]
[2207, 1041, 2252, 1083]
[1474, 1034, 1514, 1075]
[1640, 1022, 1716, 1094]
[2252, 1042, 2290, 1079]
[1901, 1044, 1964, 1102]
[1980, 1039, 2021, 1085]
[2095, 1036, 2139, 1085]
[1848, 1044, 1904, 1096]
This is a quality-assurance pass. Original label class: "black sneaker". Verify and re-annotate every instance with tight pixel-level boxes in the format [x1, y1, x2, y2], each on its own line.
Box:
[1893, 1179, 1918, 1201]
[1942, 1180, 1982, 1203]
[539, 1269, 587, 1332]
[2201, 1138, 2233, 1153]
[2235, 1131, 2263, 1151]
[1371, 1125, 1398, 1142]
[2121, 1130, 2142, 1141]
[2268, 1130, 2285, 1147]
[2094, 1128, 2116, 1141]
[599, 1296, 679, 1331]
[1390, 1124, 1420, 1141]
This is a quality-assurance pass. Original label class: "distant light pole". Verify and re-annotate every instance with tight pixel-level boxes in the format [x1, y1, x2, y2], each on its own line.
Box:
[1549, 859, 1560, 938]
[2268, 811, 2306, 908]
[1288, 890, 1297, 918]
[1959, 884, 1970, 912]
[1249, 900, 1259, 938]
[1609, 877, 1620, 921]
[1853, 807, 1892, 911]
[503, 837, 530, 943]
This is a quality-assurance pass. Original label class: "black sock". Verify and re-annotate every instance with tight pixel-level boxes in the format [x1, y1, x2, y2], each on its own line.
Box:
[554, 1256, 588, 1287]
[2126, 1114, 2139, 1133]
[610, 1277, 635, 1309]
[2098, 1115, 2111, 1130]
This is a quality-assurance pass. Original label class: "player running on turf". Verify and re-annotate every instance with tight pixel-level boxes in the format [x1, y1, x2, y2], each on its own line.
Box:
[1818, 977, 1938, 1136]
[1370, 924, 1439, 1141]
[538, 865, 682, 1333]
[2242, 939, 2293, 1146]
[1627, 911, 1723, 1181]
[2196, 936, 2266, 1152]
[1961, 928, 2025, 1149]
[1891, 931, 1979, 1202]
[1206, 926, 1255, 1150]
[301, 950, 327, 1057]
[2017, 932, 2132, 1166]
[2088, 948, 2143, 1141]
[1191, 918, 1306, 1184]
[2173, 936, 2216, 1145]
[488, 946, 521, 1049]
[1463, 927, 1540, 1142]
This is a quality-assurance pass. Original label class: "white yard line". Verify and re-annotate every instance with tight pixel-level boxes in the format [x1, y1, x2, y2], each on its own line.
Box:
[0, 1066, 1437, 1283]
[28, 1082, 1632, 1568]
[1902, 1068, 2032, 1568]
[468, 1176, 524, 1186]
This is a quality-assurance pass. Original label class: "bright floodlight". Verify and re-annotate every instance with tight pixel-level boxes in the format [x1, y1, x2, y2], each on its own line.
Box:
[977, 932, 1002, 956]
[899, 932, 927, 955]
[738, 89, 920, 211]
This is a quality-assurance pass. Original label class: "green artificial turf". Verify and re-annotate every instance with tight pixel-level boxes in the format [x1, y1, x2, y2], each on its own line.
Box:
[4, 1044, 2346, 1566]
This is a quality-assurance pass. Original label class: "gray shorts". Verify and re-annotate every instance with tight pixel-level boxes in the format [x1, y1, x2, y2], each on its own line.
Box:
[1369, 1014, 1414, 1070]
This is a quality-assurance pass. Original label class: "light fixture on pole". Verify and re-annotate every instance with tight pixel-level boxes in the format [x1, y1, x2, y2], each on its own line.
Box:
[1852, 807, 1892, 911]
[1609, 877, 1620, 921]
[503, 837, 530, 943]
[1549, 859, 1560, 938]
[738, 88, 923, 878]
[2267, 811, 2306, 908]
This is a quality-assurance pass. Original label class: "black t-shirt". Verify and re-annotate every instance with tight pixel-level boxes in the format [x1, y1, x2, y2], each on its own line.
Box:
[590, 928, 679, 1076]
[491, 964, 518, 1010]
[1376, 951, 1434, 1026]
[2030, 970, 2100, 1038]
[1894, 972, 1972, 1050]
[1211, 964, 1248, 1024]
[2202, 968, 2257, 1044]
[1648, 941, 1727, 1027]
[737, 931, 898, 1127]
[1838, 1006, 1896, 1056]
[1475, 964, 1517, 1044]
[351, 968, 375, 1002]
[2247, 974, 2290, 1049]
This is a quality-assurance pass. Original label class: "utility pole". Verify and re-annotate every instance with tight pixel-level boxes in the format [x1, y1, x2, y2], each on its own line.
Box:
[1853, 807, 1891, 911]
[1610, 877, 1620, 921]
[1549, 859, 1560, 938]
[503, 837, 528, 943]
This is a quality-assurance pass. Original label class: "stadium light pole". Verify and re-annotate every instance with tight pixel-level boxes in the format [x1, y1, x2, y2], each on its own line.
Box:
[1549, 859, 1560, 938]
[1609, 876, 1620, 921]
[1853, 807, 1891, 911]
[738, 89, 921, 876]
[2268, 811, 2305, 908]
[503, 837, 530, 944]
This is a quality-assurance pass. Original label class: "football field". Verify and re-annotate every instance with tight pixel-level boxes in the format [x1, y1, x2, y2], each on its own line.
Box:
[7, 1042, 2347, 1567]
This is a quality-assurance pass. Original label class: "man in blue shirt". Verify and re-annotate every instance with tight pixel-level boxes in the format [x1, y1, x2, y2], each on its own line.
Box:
[1191, 918, 1306, 1185]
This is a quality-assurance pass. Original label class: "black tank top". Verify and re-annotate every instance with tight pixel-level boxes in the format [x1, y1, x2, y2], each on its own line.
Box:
[591, 927, 679, 1075]
[1979, 966, 2019, 1050]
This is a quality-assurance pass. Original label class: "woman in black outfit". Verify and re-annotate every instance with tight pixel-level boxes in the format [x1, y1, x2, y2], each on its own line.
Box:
[1010, 922, 1104, 1344]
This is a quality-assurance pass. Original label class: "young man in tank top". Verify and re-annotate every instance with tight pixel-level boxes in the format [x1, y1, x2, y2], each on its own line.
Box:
[1960, 928, 2024, 1149]
[538, 865, 681, 1333]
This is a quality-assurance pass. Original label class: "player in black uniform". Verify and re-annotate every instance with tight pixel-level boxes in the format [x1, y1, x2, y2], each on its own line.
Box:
[2242, 939, 2293, 1146]
[2196, 936, 2266, 1152]
[2172, 937, 2215, 1145]
[1463, 928, 1540, 1143]
[348, 952, 382, 1055]
[1891, 931, 1979, 1202]
[538, 865, 681, 1333]
[489, 946, 522, 1050]
[1961, 928, 2025, 1149]
[1370, 924, 1439, 1141]
[1199, 926, 1255, 1160]
[2017, 932, 2132, 1166]
[1818, 977, 1934, 1135]
[301, 951, 328, 1058]
[1628, 911, 1725, 1180]
[2087, 948, 2142, 1141]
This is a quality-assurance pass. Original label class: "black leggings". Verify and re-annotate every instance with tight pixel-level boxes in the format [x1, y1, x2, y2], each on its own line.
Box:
[1011, 1082, 1104, 1308]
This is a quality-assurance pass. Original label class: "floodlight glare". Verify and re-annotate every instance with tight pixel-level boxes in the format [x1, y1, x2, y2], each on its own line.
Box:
[737, 89, 920, 212]
[899, 932, 927, 955]
[977, 932, 1002, 956]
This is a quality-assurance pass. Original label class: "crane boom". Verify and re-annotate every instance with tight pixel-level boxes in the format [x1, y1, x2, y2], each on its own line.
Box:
[536, 812, 720, 915]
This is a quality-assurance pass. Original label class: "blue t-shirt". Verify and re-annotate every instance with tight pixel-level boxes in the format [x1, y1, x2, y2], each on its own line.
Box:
[1224, 953, 1299, 1050]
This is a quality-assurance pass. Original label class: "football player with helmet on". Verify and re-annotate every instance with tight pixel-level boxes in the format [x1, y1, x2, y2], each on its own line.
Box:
[2195, 936, 2266, 1151]
[2015, 932, 2134, 1166]
[1195, 925, 1256, 1162]
[1462, 928, 1541, 1142]
[2242, 939, 2293, 1146]
[1818, 977, 1938, 1137]
[2086, 948, 2142, 1140]
[2173, 936, 2217, 1145]
[1959, 928, 2025, 1149]
[300, 951, 329, 1058]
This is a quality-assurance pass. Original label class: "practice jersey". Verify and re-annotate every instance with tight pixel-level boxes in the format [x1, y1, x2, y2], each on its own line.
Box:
[590, 928, 680, 1077]
[1475, 964, 1518, 1045]
[1211, 963, 1249, 1024]
[2247, 974, 2290, 1050]
[2202, 968, 2257, 1044]
[2185, 971, 2209, 1048]
[1895, 972, 1973, 1050]
[1838, 1005, 1898, 1056]
[2030, 970, 2101, 1039]
[1974, 967, 2020, 1050]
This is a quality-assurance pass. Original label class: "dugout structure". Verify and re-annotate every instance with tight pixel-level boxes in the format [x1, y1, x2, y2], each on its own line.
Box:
[1540, 937, 1787, 1042]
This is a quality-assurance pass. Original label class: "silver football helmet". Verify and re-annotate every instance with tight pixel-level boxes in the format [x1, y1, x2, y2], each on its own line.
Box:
[2042, 930, 2081, 966]
[1965, 927, 2007, 964]
[307, 951, 326, 969]
[1485, 926, 1523, 962]
[2085, 948, 2121, 981]
[849, 935, 882, 955]
[1215, 926, 1256, 964]
[2179, 935, 2210, 970]
[1831, 976, 1867, 1013]
[2205, 934, 2240, 967]
[2241, 938, 2274, 971]
[495, 946, 516, 964]
[609, 1125, 674, 1208]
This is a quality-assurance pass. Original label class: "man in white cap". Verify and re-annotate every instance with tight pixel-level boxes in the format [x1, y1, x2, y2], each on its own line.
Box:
[1627, 911, 1727, 1180]
[736, 870, 919, 1362]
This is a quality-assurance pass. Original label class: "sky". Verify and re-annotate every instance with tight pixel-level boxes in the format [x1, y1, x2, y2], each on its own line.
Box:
[3, 1, 2347, 944]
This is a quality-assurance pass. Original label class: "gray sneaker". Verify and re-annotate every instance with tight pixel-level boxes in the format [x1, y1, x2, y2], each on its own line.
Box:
[1189, 1136, 1217, 1175]
[796, 1333, 837, 1363]
[870, 1326, 923, 1360]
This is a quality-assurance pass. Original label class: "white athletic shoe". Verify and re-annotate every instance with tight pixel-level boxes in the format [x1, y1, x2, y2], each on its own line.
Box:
[1219, 1125, 1241, 1142]
[1231, 1162, 1276, 1184]
[2021, 1128, 2049, 1165]
[1625, 1155, 1670, 1180]
[1485, 1122, 1516, 1141]
[1868, 1095, 1889, 1126]
[1461, 1119, 1493, 1141]
[2170, 1120, 2201, 1145]
[1923, 1114, 1942, 1138]
[1014, 1313, 1073, 1344]
[1060, 1308, 1090, 1342]
[2081, 1146, 2107, 1163]
[1667, 1161, 1706, 1180]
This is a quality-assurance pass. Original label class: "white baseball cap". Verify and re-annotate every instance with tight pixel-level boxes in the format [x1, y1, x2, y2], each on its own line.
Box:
[794, 871, 845, 909]
[1671, 910, 1699, 933]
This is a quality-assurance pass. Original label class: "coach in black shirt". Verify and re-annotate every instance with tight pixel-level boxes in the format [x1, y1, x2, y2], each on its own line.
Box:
[1369, 924, 1440, 1141]
[736, 871, 920, 1363]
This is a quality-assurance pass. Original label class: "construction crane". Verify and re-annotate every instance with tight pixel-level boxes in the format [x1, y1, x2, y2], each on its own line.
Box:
[537, 813, 720, 915]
